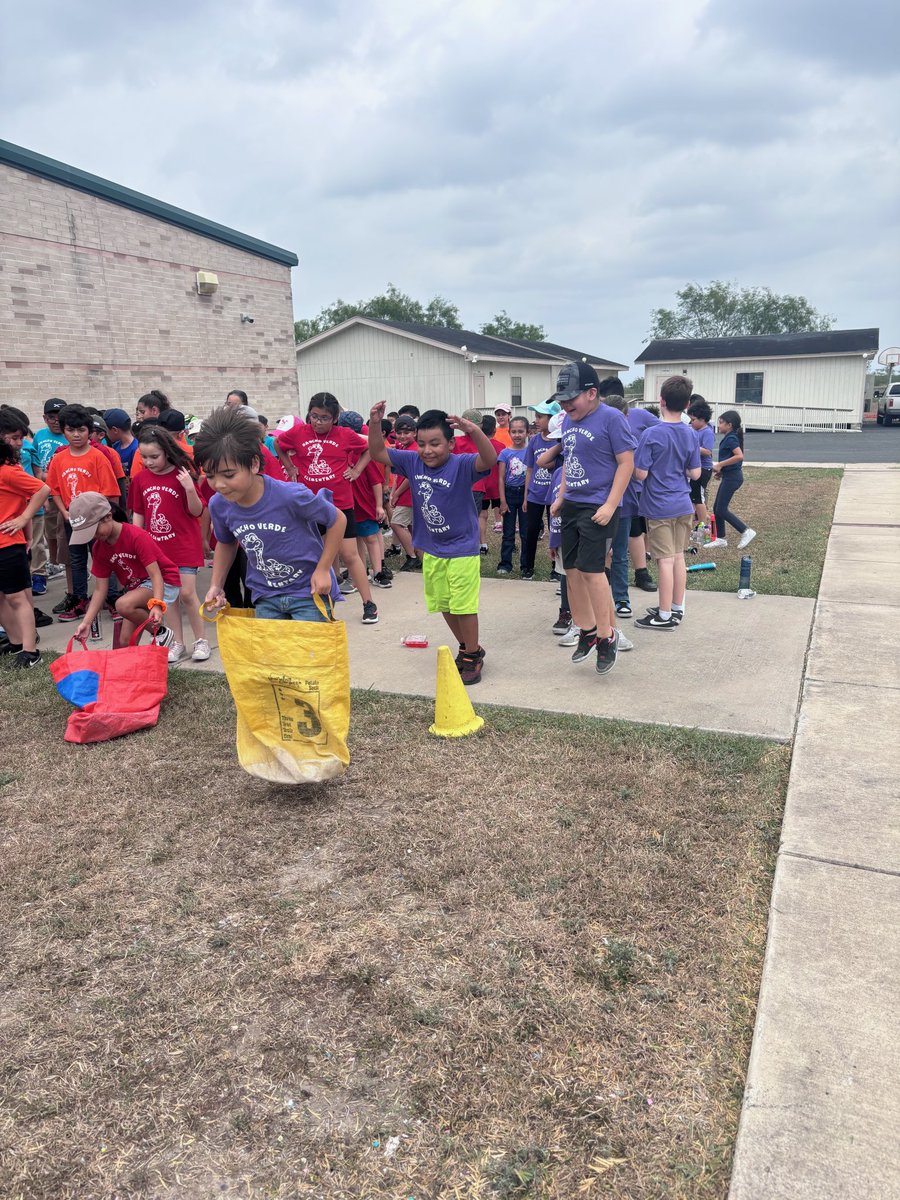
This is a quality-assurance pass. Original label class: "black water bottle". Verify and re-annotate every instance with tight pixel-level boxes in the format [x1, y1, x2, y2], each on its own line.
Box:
[739, 555, 752, 592]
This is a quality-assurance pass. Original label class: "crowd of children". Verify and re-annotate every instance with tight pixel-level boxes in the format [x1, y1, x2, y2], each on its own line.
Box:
[0, 367, 754, 680]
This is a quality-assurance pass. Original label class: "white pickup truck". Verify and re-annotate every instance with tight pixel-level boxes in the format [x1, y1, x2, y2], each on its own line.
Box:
[877, 381, 900, 425]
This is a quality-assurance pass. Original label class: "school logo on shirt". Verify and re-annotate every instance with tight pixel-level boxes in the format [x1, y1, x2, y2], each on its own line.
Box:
[62, 465, 92, 497]
[418, 480, 447, 529]
[145, 485, 177, 538]
[534, 465, 551, 484]
[507, 457, 526, 480]
[305, 441, 334, 480]
[241, 532, 303, 589]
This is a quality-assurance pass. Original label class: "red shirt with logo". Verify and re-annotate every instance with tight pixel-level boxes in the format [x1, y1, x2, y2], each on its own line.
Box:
[91, 523, 181, 590]
[276, 422, 368, 509]
[128, 467, 204, 568]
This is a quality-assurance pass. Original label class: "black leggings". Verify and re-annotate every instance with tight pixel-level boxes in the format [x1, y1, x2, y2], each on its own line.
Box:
[713, 473, 747, 535]
[522, 502, 547, 572]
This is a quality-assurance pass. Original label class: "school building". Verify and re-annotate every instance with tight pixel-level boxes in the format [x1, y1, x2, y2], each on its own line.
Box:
[635, 329, 880, 431]
[0, 139, 299, 420]
[295, 317, 628, 416]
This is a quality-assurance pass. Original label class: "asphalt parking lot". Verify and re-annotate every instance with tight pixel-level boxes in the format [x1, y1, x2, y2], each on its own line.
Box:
[746, 424, 900, 463]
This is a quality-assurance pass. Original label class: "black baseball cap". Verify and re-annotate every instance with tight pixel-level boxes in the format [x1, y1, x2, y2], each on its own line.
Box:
[551, 361, 601, 402]
[44, 398, 66, 414]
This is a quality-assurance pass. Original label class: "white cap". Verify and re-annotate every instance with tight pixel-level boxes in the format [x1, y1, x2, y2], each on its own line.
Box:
[548, 412, 565, 440]
[276, 414, 298, 432]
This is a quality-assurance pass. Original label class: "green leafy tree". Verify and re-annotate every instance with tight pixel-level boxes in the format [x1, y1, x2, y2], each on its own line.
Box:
[294, 284, 462, 342]
[625, 378, 644, 398]
[650, 281, 835, 339]
[480, 310, 546, 341]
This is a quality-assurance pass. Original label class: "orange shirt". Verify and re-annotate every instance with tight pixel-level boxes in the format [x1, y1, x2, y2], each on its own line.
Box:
[0, 464, 46, 549]
[493, 427, 513, 449]
[45, 446, 120, 509]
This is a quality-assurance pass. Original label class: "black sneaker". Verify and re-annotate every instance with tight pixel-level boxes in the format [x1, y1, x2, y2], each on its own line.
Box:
[635, 611, 678, 630]
[548, 568, 561, 582]
[458, 648, 484, 685]
[12, 649, 42, 670]
[634, 568, 656, 592]
[400, 555, 419, 572]
[385, 545, 402, 558]
[372, 571, 393, 589]
[361, 600, 379, 624]
[0, 641, 23, 656]
[479, 544, 489, 556]
[33, 607, 53, 628]
[521, 570, 534, 581]
[595, 631, 619, 674]
[58, 598, 88, 623]
[643, 606, 683, 625]
[571, 630, 598, 664]
[615, 599, 632, 617]
[496, 565, 511, 575]
[53, 591, 78, 615]
[552, 609, 572, 635]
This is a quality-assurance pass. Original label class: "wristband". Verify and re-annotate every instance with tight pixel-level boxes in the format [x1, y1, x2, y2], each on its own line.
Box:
[146, 598, 168, 613]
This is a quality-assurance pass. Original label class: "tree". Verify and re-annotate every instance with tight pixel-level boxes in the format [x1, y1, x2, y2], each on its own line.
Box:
[649, 281, 835, 340]
[625, 378, 644, 398]
[480, 310, 546, 341]
[294, 283, 462, 342]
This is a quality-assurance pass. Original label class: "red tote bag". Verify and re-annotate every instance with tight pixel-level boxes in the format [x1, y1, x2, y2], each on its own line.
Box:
[50, 621, 170, 744]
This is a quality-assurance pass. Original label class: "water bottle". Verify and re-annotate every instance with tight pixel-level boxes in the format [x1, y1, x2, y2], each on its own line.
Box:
[89, 611, 102, 640]
[737, 555, 755, 599]
[400, 634, 429, 648]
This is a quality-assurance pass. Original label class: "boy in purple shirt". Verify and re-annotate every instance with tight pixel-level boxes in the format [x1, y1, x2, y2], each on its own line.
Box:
[194, 408, 346, 621]
[548, 361, 636, 675]
[632, 376, 701, 630]
[368, 401, 497, 685]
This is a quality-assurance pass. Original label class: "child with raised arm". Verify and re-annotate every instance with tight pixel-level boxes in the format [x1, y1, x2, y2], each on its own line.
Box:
[368, 401, 497, 685]
[194, 408, 345, 621]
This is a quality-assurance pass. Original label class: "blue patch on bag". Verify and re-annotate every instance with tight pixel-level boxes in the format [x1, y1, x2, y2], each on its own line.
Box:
[56, 669, 100, 708]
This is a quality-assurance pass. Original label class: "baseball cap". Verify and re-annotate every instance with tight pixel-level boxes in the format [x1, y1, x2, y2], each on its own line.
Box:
[547, 412, 565, 439]
[68, 492, 112, 544]
[44, 398, 66, 415]
[158, 409, 187, 433]
[338, 410, 364, 433]
[186, 416, 204, 437]
[460, 409, 483, 426]
[551, 360, 601, 402]
[493, 403, 512, 414]
[91, 414, 109, 436]
[237, 405, 260, 423]
[103, 408, 130, 429]
[394, 415, 417, 432]
[528, 399, 562, 416]
[276, 414, 298, 433]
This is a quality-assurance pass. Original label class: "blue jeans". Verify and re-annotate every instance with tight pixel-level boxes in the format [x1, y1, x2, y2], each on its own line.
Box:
[499, 494, 526, 569]
[610, 514, 632, 604]
[253, 593, 330, 622]
[64, 521, 90, 600]
[713, 472, 746, 535]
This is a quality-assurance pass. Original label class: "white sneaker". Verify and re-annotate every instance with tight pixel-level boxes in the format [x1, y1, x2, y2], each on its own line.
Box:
[738, 528, 756, 549]
[153, 624, 175, 650]
[707, 537, 728, 549]
[167, 640, 186, 664]
[191, 638, 211, 662]
[616, 630, 634, 651]
[559, 624, 581, 647]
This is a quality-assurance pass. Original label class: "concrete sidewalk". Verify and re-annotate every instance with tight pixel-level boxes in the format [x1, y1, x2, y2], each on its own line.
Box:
[32, 569, 814, 743]
[729, 465, 900, 1199]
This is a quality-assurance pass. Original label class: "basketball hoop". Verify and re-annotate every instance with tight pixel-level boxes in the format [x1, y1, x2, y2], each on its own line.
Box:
[877, 346, 900, 366]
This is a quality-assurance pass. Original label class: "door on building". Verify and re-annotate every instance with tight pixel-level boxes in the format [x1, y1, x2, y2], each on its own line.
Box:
[472, 374, 485, 408]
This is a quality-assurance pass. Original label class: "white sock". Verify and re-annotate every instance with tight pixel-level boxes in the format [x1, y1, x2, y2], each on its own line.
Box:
[673, 602, 684, 613]
[659, 609, 672, 620]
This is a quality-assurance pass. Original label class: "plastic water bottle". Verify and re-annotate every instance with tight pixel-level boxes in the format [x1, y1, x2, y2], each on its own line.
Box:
[738, 555, 755, 599]
[400, 634, 429, 648]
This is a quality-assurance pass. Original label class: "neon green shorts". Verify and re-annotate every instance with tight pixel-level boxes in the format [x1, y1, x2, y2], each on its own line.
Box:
[422, 553, 481, 615]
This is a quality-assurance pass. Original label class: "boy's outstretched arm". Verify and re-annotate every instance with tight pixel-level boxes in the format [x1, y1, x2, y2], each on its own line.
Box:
[367, 402, 391, 466]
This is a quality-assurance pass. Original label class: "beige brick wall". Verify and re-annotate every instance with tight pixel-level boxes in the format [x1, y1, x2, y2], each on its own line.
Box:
[0, 163, 300, 422]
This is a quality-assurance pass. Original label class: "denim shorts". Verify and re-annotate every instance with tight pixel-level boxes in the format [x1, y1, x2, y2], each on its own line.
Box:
[178, 566, 199, 576]
[254, 593, 330, 622]
[138, 580, 181, 604]
[355, 518, 381, 538]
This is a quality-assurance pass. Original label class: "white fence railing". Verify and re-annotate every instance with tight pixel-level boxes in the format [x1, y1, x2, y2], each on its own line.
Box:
[631, 400, 860, 432]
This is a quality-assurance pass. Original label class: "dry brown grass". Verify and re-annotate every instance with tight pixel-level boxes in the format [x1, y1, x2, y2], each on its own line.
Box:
[0, 668, 788, 1199]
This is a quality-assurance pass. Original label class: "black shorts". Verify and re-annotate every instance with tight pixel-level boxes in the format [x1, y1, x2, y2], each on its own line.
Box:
[561, 501, 619, 574]
[318, 507, 357, 539]
[0, 544, 32, 595]
[481, 497, 500, 511]
[690, 469, 713, 506]
[629, 516, 647, 538]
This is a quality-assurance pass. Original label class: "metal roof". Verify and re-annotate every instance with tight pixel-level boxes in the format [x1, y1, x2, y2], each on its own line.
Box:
[0, 138, 298, 267]
[636, 328, 879, 363]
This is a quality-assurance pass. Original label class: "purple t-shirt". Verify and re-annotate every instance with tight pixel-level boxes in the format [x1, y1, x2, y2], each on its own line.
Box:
[621, 407, 659, 518]
[524, 434, 556, 503]
[387, 447, 488, 558]
[209, 475, 341, 602]
[694, 424, 715, 471]
[498, 445, 528, 492]
[634, 422, 700, 520]
[548, 465, 564, 550]
[561, 404, 637, 507]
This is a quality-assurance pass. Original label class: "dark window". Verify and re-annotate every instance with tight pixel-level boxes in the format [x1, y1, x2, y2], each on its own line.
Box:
[735, 372, 764, 404]
[510, 376, 522, 405]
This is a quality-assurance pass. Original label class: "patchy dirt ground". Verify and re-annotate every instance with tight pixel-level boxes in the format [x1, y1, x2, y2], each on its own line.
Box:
[0, 669, 788, 1198]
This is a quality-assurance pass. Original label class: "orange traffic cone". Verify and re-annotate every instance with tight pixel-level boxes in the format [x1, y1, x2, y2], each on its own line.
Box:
[429, 645, 484, 738]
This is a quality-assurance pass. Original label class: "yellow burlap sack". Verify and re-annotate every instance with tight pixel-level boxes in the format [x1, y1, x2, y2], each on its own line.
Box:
[207, 597, 350, 784]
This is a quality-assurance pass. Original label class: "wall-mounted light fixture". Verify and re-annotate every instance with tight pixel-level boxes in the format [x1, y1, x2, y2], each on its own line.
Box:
[240, 313, 255, 324]
[196, 271, 219, 295]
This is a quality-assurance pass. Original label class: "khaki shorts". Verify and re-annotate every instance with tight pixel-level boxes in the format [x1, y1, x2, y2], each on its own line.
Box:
[647, 514, 693, 558]
[391, 505, 413, 528]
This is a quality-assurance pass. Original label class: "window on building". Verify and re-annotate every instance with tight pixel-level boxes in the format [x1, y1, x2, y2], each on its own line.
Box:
[510, 376, 522, 406]
[735, 372, 764, 404]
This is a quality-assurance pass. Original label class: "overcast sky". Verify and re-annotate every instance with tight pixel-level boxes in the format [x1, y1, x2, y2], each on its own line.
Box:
[5, 0, 899, 374]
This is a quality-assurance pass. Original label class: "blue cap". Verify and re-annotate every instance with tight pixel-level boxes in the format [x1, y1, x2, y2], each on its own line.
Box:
[103, 408, 130, 428]
[528, 400, 562, 416]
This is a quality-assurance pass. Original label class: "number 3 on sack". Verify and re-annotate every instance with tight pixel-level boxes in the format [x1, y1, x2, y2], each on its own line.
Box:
[293, 698, 322, 739]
